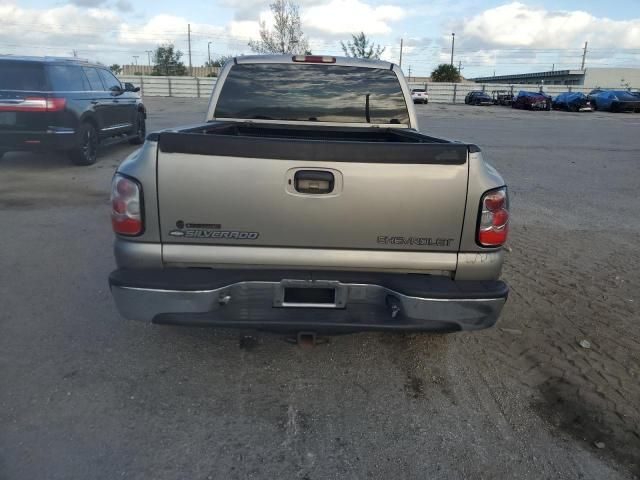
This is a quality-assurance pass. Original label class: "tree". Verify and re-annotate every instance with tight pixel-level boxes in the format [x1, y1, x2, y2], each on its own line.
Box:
[109, 64, 122, 75]
[151, 44, 187, 76]
[430, 64, 461, 82]
[341, 32, 385, 59]
[248, 0, 310, 54]
[205, 55, 234, 68]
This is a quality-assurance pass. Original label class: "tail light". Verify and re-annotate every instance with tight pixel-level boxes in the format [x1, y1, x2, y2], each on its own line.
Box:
[111, 174, 143, 236]
[477, 187, 509, 247]
[0, 97, 66, 112]
[292, 55, 336, 63]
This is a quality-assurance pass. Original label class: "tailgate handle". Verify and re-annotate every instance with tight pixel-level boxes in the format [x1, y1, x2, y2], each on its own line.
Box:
[294, 170, 334, 194]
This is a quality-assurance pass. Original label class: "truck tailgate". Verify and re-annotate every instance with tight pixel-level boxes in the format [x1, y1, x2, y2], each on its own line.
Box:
[156, 132, 469, 253]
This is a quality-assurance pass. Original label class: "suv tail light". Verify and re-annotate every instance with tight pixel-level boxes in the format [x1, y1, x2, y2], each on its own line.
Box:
[0, 97, 66, 112]
[111, 174, 143, 236]
[477, 187, 509, 247]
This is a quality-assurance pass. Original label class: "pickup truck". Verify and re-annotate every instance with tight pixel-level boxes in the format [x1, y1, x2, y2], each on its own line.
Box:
[108, 55, 509, 333]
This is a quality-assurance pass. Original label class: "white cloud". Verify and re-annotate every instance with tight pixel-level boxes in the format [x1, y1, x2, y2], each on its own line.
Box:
[453, 2, 640, 49]
[227, 20, 261, 41]
[303, 0, 405, 36]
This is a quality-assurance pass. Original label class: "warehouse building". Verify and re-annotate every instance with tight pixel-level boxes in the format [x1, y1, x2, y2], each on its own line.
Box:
[471, 68, 640, 88]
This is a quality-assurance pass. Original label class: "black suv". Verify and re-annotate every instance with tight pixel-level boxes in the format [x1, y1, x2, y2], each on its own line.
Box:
[0, 56, 146, 165]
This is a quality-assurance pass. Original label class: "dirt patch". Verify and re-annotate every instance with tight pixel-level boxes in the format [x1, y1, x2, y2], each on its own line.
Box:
[476, 227, 640, 476]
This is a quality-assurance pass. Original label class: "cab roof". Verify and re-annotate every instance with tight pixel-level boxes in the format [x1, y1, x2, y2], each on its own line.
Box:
[234, 54, 395, 70]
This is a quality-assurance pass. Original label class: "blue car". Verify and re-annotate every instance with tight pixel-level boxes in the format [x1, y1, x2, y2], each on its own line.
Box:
[591, 90, 640, 112]
[552, 92, 592, 112]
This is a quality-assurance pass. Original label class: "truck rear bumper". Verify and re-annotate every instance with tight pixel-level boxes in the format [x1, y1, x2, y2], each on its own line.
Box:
[109, 268, 508, 333]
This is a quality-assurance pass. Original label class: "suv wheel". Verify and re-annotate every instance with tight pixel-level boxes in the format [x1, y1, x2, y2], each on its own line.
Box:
[69, 122, 98, 166]
[129, 111, 146, 145]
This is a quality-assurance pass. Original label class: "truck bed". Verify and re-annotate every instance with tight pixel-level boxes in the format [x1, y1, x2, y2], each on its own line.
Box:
[153, 122, 472, 165]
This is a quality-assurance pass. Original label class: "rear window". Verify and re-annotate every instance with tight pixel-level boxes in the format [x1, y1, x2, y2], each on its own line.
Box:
[412, 89, 425, 92]
[0, 61, 47, 91]
[214, 64, 410, 125]
[47, 65, 88, 91]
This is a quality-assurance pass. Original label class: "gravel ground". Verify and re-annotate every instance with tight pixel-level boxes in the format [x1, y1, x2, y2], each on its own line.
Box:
[0, 99, 638, 480]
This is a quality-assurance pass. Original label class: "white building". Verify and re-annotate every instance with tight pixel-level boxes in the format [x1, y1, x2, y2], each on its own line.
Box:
[471, 68, 640, 88]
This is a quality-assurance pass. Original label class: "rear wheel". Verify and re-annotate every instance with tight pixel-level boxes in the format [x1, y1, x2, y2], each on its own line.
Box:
[69, 122, 98, 166]
[128, 111, 146, 145]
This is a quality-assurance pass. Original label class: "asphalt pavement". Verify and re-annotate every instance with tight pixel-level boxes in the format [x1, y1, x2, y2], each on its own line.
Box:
[1, 99, 638, 480]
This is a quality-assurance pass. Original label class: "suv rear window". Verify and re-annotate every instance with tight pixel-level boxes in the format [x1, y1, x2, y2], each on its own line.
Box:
[0, 61, 47, 91]
[47, 65, 88, 91]
[214, 64, 410, 125]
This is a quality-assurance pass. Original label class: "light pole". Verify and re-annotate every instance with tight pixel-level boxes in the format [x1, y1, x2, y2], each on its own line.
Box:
[132, 55, 139, 66]
[207, 42, 212, 65]
[145, 50, 152, 67]
[450, 33, 455, 66]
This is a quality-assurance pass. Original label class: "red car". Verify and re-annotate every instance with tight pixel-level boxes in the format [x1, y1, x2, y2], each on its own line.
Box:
[511, 91, 551, 111]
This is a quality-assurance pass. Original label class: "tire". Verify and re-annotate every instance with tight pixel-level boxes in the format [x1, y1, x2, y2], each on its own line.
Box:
[69, 122, 98, 166]
[129, 111, 146, 145]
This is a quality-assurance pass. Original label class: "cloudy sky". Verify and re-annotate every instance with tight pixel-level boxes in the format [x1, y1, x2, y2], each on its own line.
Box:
[2, 0, 640, 77]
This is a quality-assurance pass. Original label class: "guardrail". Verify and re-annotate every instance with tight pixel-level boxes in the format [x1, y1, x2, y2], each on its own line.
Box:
[119, 75, 608, 103]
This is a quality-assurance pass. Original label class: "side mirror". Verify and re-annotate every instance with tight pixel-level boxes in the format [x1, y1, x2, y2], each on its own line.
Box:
[124, 82, 141, 93]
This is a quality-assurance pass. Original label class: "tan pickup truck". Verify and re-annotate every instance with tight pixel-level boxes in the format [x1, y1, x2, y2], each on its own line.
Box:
[108, 54, 510, 334]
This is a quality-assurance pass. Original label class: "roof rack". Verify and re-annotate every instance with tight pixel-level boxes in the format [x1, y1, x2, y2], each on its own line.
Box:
[43, 56, 90, 63]
[0, 54, 92, 63]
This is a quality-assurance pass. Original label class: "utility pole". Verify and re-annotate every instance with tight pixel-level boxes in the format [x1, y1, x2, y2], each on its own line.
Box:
[132, 55, 139, 66]
[145, 50, 152, 67]
[450, 33, 455, 66]
[399, 38, 403, 68]
[581, 41, 588, 70]
[207, 41, 212, 65]
[408, 65, 411, 81]
[552, 63, 555, 72]
[458, 60, 462, 73]
[187, 23, 193, 76]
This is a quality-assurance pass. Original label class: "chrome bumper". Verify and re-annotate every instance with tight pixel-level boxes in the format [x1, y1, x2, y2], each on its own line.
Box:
[109, 269, 508, 333]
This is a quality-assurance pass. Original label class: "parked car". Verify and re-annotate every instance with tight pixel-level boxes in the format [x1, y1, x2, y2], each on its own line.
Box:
[0, 55, 146, 165]
[552, 92, 592, 112]
[590, 90, 640, 112]
[511, 91, 550, 110]
[587, 88, 605, 103]
[465, 91, 493, 105]
[108, 54, 510, 334]
[411, 88, 429, 104]
[492, 90, 513, 106]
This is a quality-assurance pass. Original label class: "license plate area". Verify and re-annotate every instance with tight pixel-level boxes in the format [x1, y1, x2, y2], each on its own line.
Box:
[275, 280, 346, 308]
